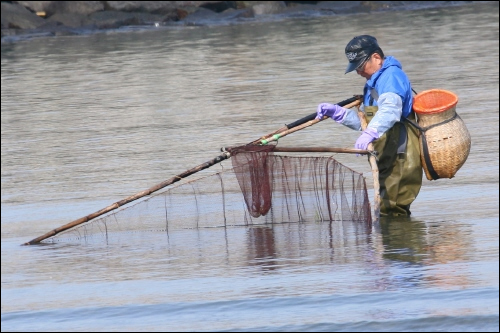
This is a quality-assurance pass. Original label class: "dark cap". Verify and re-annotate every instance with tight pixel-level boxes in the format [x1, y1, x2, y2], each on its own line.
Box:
[344, 35, 382, 74]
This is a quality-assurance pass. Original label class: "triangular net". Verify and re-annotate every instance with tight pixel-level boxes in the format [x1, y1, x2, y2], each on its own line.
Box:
[42, 145, 372, 244]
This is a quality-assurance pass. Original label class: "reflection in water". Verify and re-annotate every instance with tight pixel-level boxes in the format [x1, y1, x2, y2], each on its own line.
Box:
[241, 215, 477, 290]
[380, 217, 473, 264]
[19, 217, 474, 291]
[0, 217, 478, 307]
[379, 216, 475, 289]
[247, 226, 277, 271]
[240, 215, 476, 290]
[243, 220, 377, 272]
[380, 216, 429, 264]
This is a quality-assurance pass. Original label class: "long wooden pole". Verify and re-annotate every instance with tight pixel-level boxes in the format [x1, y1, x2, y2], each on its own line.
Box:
[357, 109, 381, 220]
[23, 96, 363, 245]
[23, 152, 231, 245]
[271, 147, 372, 154]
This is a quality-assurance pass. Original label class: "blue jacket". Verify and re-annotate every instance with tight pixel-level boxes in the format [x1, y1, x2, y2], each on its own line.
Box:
[363, 56, 413, 118]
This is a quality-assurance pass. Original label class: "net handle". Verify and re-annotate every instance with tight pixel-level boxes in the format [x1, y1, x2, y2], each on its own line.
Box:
[250, 95, 362, 145]
[258, 98, 362, 145]
[357, 108, 381, 220]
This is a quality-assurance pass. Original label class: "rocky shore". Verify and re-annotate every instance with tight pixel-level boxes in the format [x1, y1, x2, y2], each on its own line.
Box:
[0, 1, 485, 44]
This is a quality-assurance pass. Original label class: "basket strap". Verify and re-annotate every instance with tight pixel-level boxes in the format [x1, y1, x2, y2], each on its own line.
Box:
[403, 116, 440, 179]
[420, 133, 440, 180]
[404, 117, 423, 132]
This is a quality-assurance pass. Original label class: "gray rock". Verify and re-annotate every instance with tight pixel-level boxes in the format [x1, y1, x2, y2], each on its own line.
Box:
[88, 10, 167, 29]
[180, 7, 222, 25]
[251, 1, 287, 16]
[47, 12, 93, 28]
[16, 1, 105, 17]
[1, 2, 46, 29]
[14, 1, 54, 14]
[1, 1, 488, 44]
[106, 1, 223, 14]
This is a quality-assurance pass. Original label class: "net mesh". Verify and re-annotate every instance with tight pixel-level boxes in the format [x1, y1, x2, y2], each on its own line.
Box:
[46, 146, 372, 243]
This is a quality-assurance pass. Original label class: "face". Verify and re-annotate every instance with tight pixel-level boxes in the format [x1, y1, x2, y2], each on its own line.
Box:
[355, 53, 384, 79]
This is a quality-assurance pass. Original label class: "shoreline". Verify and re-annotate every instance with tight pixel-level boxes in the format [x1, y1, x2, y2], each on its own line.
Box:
[1, 1, 492, 45]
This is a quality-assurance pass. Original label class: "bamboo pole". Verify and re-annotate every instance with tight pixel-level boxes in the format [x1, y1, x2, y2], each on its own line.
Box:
[250, 95, 362, 145]
[258, 99, 362, 145]
[357, 109, 381, 220]
[23, 152, 231, 245]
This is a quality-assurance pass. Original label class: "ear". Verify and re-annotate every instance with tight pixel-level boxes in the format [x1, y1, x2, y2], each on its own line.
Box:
[372, 53, 384, 65]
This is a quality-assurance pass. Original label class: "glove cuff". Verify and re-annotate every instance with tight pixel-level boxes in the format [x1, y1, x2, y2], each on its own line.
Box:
[364, 127, 380, 139]
[331, 106, 347, 123]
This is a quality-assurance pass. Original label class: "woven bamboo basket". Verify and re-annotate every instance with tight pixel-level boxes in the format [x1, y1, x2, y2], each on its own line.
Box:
[413, 89, 471, 180]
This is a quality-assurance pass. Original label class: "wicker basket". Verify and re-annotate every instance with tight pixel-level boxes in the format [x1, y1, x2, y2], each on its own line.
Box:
[413, 89, 471, 180]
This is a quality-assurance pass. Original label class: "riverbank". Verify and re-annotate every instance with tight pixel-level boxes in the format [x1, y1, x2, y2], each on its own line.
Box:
[1, 1, 490, 44]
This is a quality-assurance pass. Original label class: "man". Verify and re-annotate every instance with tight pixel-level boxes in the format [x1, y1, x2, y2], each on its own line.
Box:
[316, 35, 422, 216]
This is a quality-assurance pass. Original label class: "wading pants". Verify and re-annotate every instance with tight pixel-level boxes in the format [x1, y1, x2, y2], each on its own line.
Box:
[367, 109, 423, 216]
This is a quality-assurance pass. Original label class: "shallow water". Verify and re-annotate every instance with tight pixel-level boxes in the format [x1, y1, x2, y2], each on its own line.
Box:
[1, 2, 499, 332]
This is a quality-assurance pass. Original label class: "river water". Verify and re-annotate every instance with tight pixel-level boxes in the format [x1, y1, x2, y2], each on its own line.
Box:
[1, 2, 498, 332]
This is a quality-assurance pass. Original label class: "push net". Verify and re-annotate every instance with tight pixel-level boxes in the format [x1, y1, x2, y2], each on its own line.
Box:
[39, 145, 372, 243]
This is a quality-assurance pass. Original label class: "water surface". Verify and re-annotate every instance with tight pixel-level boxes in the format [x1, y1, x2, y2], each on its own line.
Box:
[1, 2, 498, 332]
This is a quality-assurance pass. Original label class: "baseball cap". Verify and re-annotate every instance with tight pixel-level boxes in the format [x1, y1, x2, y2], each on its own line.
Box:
[344, 35, 382, 74]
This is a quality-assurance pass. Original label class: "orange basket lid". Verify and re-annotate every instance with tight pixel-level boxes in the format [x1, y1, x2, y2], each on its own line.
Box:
[413, 89, 458, 114]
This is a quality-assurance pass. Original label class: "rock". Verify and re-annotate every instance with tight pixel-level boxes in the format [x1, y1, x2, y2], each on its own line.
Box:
[1, 2, 46, 29]
[0, 1, 488, 44]
[88, 10, 169, 29]
[250, 1, 287, 16]
[47, 12, 93, 28]
[105, 1, 226, 14]
[17, 1, 105, 17]
[14, 1, 54, 14]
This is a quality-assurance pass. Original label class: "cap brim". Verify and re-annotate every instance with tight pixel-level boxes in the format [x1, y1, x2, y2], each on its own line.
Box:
[345, 59, 363, 74]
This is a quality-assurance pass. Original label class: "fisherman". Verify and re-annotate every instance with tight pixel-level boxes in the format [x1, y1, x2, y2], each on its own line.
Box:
[315, 35, 422, 216]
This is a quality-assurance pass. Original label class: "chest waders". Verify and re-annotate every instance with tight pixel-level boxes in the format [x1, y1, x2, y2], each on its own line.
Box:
[364, 102, 423, 216]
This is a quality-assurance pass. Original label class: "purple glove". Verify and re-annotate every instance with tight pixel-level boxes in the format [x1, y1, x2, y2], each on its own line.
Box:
[315, 103, 347, 122]
[355, 128, 379, 151]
